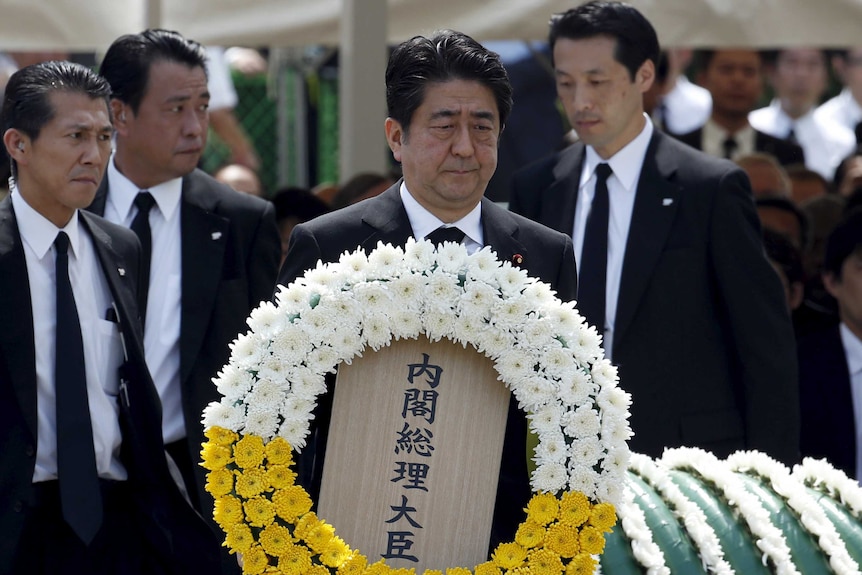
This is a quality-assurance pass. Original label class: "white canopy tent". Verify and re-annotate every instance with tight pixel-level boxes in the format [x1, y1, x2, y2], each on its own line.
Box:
[4, 0, 862, 180]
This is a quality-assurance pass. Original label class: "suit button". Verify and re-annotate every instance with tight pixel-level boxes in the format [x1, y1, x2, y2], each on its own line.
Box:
[25, 445, 35, 457]
[12, 500, 23, 513]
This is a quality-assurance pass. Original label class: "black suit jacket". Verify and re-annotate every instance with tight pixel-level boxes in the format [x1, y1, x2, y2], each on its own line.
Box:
[510, 131, 799, 464]
[275, 183, 578, 548]
[87, 168, 281, 526]
[0, 198, 219, 574]
[798, 326, 856, 477]
[671, 126, 805, 167]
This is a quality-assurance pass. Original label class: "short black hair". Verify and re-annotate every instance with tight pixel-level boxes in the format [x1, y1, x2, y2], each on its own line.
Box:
[99, 29, 207, 114]
[832, 144, 862, 193]
[1, 60, 111, 179]
[762, 228, 804, 285]
[695, 49, 764, 72]
[756, 196, 810, 249]
[548, 0, 659, 81]
[823, 208, 862, 279]
[385, 29, 512, 137]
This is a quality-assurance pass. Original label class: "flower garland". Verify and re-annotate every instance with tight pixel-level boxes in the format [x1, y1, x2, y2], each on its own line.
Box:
[201, 239, 631, 575]
[792, 458, 862, 519]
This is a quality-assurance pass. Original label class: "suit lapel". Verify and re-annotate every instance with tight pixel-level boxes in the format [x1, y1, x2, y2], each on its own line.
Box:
[542, 144, 585, 235]
[0, 198, 38, 440]
[481, 199, 525, 263]
[179, 174, 230, 385]
[359, 184, 417, 250]
[614, 133, 681, 350]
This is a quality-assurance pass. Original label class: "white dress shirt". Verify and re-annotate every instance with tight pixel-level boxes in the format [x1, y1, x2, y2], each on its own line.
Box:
[659, 76, 712, 135]
[817, 88, 862, 135]
[749, 99, 856, 179]
[103, 157, 186, 444]
[702, 118, 755, 161]
[12, 191, 126, 482]
[573, 115, 653, 359]
[400, 182, 484, 254]
[839, 323, 862, 482]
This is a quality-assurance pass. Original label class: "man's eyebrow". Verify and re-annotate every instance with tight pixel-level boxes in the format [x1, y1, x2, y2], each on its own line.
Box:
[429, 109, 496, 121]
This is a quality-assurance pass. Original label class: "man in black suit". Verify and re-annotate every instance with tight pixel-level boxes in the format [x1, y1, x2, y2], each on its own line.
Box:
[510, 1, 799, 465]
[276, 30, 577, 549]
[0, 61, 219, 574]
[87, 30, 281, 567]
[799, 209, 862, 479]
[671, 49, 804, 167]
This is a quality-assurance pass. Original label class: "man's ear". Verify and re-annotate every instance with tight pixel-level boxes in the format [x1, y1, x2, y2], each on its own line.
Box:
[636, 59, 656, 94]
[111, 99, 129, 135]
[822, 270, 840, 299]
[3, 128, 28, 165]
[384, 117, 405, 163]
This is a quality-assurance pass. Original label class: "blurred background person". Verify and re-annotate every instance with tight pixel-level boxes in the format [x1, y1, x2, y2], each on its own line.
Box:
[736, 152, 792, 198]
[213, 162, 263, 197]
[271, 185, 330, 262]
[819, 48, 862, 143]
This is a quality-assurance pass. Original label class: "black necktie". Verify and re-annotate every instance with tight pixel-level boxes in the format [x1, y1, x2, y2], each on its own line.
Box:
[578, 163, 612, 334]
[130, 192, 155, 322]
[426, 226, 465, 247]
[722, 136, 738, 159]
[854, 120, 862, 144]
[54, 231, 103, 544]
[786, 126, 798, 145]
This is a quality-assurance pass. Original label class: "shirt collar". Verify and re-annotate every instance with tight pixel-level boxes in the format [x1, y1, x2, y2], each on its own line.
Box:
[399, 181, 483, 245]
[107, 153, 183, 221]
[840, 322, 862, 376]
[770, 98, 816, 135]
[838, 88, 862, 122]
[582, 113, 653, 192]
[10, 186, 82, 260]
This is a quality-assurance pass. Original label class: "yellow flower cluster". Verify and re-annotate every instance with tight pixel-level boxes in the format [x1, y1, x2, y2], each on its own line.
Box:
[202, 427, 616, 575]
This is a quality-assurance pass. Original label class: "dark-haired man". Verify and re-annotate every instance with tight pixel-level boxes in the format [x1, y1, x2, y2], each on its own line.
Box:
[0, 61, 218, 574]
[510, 0, 799, 465]
[799, 209, 862, 479]
[671, 49, 804, 166]
[88, 29, 281, 565]
[276, 29, 577, 549]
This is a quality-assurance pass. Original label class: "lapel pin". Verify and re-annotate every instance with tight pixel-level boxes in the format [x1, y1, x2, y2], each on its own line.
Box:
[512, 254, 524, 266]
[118, 267, 126, 277]
[211, 231, 223, 241]
[662, 198, 674, 206]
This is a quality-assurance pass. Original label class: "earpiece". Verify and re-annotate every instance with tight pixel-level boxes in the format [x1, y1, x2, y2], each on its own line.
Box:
[17, 143, 23, 151]
[120, 111, 126, 121]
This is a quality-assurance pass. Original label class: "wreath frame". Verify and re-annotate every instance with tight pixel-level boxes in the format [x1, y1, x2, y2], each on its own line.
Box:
[201, 238, 632, 575]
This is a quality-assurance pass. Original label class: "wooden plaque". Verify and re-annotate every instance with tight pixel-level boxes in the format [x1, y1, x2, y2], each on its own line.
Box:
[318, 335, 510, 571]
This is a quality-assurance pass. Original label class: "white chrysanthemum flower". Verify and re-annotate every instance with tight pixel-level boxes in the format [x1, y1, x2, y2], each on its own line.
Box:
[512, 374, 557, 412]
[556, 367, 593, 407]
[389, 274, 424, 313]
[245, 378, 287, 412]
[288, 366, 328, 400]
[591, 358, 619, 388]
[363, 314, 393, 351]
[326, 291, 364, 327]
[270, 325, 313, 366]
[495, 349, 536, 389]
[474, 324, 515, 360]
[403, 237, 436, 271]
[459, 280, 498, 320]
[389, 308, 423, 341]
[330, 325, 365, 361]
[277, 416, 311, 451]
[531, 461, 568, 493]
[367, 242, 405, 277]
[423, 308, 457, 343]
[602, 446, 630, 475]
[497, 262, 531, 297]
[243, 406, 280, 439]
[540, 346, 575, 378]
[528, 402, 565, 436]
[423, 268, 461, 312]
[563, 404, 602, 437]
[435, 241, 469, 273]
[533, 431, 568, 464]
[353, 281, 393, 318]
[212, 364, 255, 400]
[572, 324, 604, 363]
[490, 295, 532, 330]
[545, 301, 584, 337]
[256, 355, 290, 388]
[464, 246, 502, 284]
[452, 310, 486, 349]
[283, 395, 317, 423]
[518, 316, 557, 350]
[304, 264, 342, 292]
[229, 332, 269, 370]
[274, 282, 313, 312]
[523, 282, 557, 308]
[568, 463, 601, 496]
[338, 248, 369, 281]
[597, 384, 631, 413]
[596, 476, 624, 509]
[306, 344, 340, 374]
[569, 436, 602, 468]
[602, 417, 634, 445]
[246, 300, 285, 339]
[201, 401, 246, 431]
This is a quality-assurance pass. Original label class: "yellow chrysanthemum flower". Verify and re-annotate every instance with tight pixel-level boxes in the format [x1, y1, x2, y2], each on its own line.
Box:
[235, 468, 268, 498]
[527, 548, 564, 575]
[492, 542, 527, 569]
[266, 464, 297, 490]
[578, 526, 605, 555]
[558, 492, 590, 527]
[308, 565, 332, 575]
[364, 558, 392, 575]
[565, 553, 597, 575]
[390, 568, 416, 575]
[588, 502, 617, 533]
[241, 545, 269, 575]
[234, 434, 266, 469]
[423, 569, 444, 575]
[243, 496, 276, 528]
[200, 442, 232, 471]
[206, 468, 234, 497]
[525, 493, 560, 525]
[272, 485, 314, 521]
[475, 561, 502, 575]
[277, 543, 313, 575]
[259, 522, 292, 556]
[446, 567, 471, 575]
[336, 551, 368, 575]
[544, 523, 580, 558]
[214, 495, 244, 528]
[293, 512, 321, 540]
[205, 425, 239, 446]
[515, 520, 546, 549]
[320, 535, 352, 567]
[225, 523, 254, 554]
[265, 436, 294, 465]
[304, 521, 337, 554]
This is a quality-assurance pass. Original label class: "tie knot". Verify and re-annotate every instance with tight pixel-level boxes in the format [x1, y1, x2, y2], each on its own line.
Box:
[54, 231, 70, 254]
[426, 226, 466, 246]
[134, 191, 156, 213]
[595, 163, 612, 182]
[722, 136, 738, 158]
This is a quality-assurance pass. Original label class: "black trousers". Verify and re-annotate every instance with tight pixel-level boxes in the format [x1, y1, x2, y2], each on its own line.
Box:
[13, 480, 170, 575]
